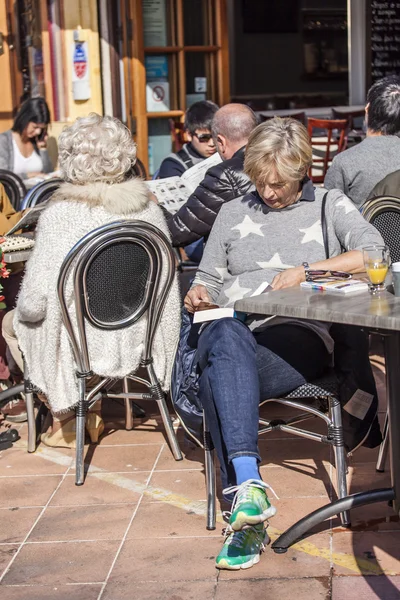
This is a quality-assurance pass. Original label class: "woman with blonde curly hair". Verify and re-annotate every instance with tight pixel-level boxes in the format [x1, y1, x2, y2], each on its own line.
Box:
[2, 113, 180, 447]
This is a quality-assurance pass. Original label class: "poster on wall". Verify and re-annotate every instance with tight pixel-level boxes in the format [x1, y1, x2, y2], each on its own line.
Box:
[143, 0, 168, 47]
[71, 42, 91, 100]
[146, 81, 170, 112]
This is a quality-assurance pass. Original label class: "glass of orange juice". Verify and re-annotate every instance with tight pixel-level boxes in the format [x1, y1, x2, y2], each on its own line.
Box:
[363, 245, 390, 293]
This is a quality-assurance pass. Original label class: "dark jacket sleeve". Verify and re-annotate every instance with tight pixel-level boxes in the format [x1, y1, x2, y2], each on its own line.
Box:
[158, 156, 185, 179]
[367, 170, 400, 200]
[167, 166, 238, 246]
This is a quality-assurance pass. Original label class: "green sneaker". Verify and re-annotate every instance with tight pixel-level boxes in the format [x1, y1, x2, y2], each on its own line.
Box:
[216, 524, 269, 570]
[224, 479, 277, 531]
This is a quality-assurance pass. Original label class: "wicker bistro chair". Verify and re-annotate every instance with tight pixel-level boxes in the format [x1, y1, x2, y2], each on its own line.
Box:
[203, 371, 350, 531]
[0, 169, 27, 211]
[21, 177, 64, 210]
[24, 221, 182, 484]
[361, 195, 400, 473]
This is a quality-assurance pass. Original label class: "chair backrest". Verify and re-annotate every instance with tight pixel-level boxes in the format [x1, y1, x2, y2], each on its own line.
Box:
[360, 195, 400, 263]
[57, 221, 176, 375]
[331, 108, 365, 131]
[307, 117, 348, 184]
[0, 170, 27, 211]
[169, 119, 187, 152]
[259, 111, 307, 126]
[21, 178, 64, 210]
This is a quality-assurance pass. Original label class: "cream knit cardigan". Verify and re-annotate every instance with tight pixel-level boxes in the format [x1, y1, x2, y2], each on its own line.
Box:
[14, 178, 181, 414]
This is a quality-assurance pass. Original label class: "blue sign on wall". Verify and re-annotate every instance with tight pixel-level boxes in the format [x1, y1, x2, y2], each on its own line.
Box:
[145, 55, 168, 81]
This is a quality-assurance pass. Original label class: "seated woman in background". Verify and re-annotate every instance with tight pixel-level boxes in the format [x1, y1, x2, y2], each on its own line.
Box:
[184, 118, 384, 571]
[2, 113, 180, 447]
[0, 97, 52, 179]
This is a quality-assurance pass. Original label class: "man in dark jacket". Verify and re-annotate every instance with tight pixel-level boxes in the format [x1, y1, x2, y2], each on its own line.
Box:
[167, 104, 258, 247]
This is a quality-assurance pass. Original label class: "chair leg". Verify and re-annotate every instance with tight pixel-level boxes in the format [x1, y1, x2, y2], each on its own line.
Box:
[25, 379, 36, 454]
[203, 412, 216, 530]
[147, 363, 182, 461]
[75, 378, 86, 486]
[330, 396, 351, 527]
[123, 378, 134, 431]
[376, 412, 389, 473]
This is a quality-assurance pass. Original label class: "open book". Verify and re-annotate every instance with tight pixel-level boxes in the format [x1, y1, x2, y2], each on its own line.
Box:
[301, 278, 369, 294]
[6, 201, 49, 236]
[146, 152, 222, 214]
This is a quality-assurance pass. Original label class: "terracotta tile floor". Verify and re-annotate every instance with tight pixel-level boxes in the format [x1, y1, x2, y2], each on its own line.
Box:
[0, 353, 399, 599]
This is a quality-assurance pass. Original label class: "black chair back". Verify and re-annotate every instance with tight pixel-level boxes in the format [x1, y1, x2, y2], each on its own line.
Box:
[57, 221, 176, 374]
[21, 178, 64, 210]
[0, 170, 26, 210]
[361, 195, 400, 263]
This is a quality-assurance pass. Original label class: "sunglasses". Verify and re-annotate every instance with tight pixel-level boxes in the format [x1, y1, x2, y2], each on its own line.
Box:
[193, 132, 213, 143]
[305, 270, 352, 282]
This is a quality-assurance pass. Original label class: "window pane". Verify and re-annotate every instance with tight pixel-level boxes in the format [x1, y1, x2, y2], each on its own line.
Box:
[143, 0, 175, 47]
[183, 0, 214, 46]
[145, 54, 178, 111]
[148, 118, 172, 176]
[185, 52, 216, 105]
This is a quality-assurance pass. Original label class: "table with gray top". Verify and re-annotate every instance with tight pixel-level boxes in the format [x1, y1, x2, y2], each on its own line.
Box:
[235, 287, 400, 552]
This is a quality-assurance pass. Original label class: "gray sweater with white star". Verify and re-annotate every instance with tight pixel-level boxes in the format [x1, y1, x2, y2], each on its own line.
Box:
[193, 186, 384, 349]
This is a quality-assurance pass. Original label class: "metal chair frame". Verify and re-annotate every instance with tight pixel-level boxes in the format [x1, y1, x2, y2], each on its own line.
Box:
[0, 170, 27, 211]
[203, 378, 350, 531]
[21, 178, 64, 210]
[25, 221, 182, 483]
[361, 195, 400, 473]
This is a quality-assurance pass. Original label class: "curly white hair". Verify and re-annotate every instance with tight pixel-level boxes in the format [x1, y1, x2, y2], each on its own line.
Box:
[58, 113, 137, 184]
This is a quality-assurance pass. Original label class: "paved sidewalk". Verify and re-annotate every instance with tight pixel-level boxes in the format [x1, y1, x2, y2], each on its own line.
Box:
[0, 353, 399, 599]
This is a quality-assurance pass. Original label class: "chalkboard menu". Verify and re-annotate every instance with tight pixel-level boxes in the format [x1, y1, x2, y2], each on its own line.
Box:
[369, 1, 400, 83]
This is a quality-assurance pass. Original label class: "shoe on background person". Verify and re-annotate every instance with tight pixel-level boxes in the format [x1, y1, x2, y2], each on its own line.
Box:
[0, 386, 27, 423]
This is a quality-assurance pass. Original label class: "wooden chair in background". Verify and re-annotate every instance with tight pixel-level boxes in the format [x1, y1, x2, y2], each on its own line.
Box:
[259, 111, 307, 126]
[169, 119, 187, 152]
[307, 118, 348, 184]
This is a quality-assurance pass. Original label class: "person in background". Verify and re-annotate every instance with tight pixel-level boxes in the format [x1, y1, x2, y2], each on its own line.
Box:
[325, 75, 400, 208]
[158, 100, 219, 179]
[0, 97, 53, 180]
[166, 103, 258, 248]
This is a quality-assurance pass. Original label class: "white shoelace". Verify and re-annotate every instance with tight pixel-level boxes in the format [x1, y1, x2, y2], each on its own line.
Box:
[222, 479, 279, 523]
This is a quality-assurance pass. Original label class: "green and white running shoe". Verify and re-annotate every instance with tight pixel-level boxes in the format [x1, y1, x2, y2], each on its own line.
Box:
[224, 479, 277, 532]
[216, 523, 269, 570]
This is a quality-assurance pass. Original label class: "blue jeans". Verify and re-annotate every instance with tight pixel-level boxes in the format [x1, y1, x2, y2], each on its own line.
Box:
[196, 318, 330, 488]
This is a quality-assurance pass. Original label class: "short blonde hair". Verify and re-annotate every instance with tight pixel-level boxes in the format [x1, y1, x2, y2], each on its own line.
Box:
[244, 118, 312, 185]
[58, 113, 137, 184]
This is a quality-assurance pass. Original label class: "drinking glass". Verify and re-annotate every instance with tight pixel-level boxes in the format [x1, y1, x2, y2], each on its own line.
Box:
[363, 245, 390, 293]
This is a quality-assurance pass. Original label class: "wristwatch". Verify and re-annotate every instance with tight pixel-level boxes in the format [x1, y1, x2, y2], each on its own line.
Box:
[302, 261, 311, 281]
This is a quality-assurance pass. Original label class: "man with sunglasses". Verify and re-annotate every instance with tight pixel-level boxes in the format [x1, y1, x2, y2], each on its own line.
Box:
[158, 101, 219, 179]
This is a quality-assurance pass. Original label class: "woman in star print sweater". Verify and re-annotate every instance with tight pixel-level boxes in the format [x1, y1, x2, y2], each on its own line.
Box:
[183, 118, 384, 571]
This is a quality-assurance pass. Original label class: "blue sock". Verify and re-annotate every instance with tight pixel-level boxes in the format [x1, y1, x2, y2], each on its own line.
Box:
[232, 456, 260, 485]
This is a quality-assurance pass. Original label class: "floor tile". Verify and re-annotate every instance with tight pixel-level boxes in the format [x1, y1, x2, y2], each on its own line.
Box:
[28, 504, 137, 542]
[332, 575, 400, 599]
[98, 420, 173, 445]
[258, 438, 331, 467]
[110, 537, 221, 582]
[0, 475, 62, 508]
[102, 579, 217, 600]
[216, 577, 330, 599]
[127, 502, 219, 539]
[50, 472, 148, 506]
[346, 500, 400, 533]
[0, 446, 71, 476]
[145, 470, 208, 502]
[154, 442, 204, 471]
[0, 507, 42, 543]
[2, 540, 119, 585]
[332, 530, 400, 575]
[259, 464, 331, 499]
[70, 443, 163, 473]
[269, 497, 333, 533]
[218, 533, 331, 580]
[0, 545, 18, 578]
[0, 584, 102, 600]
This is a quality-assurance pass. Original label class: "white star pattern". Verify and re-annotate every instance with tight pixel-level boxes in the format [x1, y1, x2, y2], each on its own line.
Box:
[215, 266, 229, 280]
[231, 215, 264, 239]
[299, 220, 324, 246]
[224, 277, 252, 305]
[336, 197, 357, 214]
[344, 231, 351, 250]
[257, 252, 294, 270]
